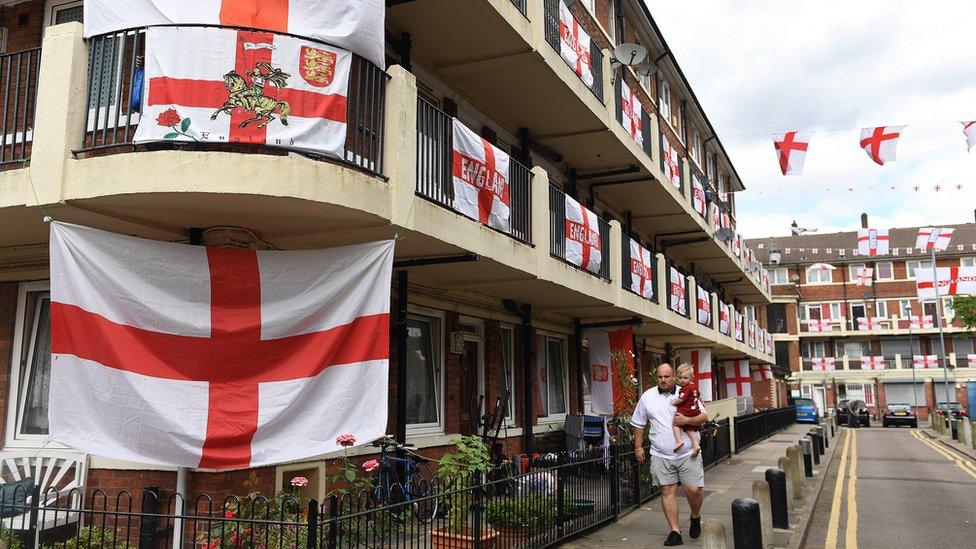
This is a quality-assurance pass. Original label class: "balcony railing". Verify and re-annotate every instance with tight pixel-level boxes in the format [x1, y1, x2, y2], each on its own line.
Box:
[510, 0, 528, 16]
[614, 76, 652, 157]
[549, 185, 610, 279]
[543, 0, 604, 101]
[621, 233, 658, 303]
[416, 96, 533, 245]
[666, 264, 690, 317]
[0, 47, 41, 166]
[76, 27, 386, 176]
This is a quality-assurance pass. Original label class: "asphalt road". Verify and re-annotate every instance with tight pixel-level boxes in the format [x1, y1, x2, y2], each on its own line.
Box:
[803, 426, 976, 548]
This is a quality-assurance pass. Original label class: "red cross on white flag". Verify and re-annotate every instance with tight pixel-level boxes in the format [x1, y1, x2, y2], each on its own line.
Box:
[134, 27, 350, 157]
[765, 332, 773, 355]
[857, 228, 889, 256]
[629, 238, 655, 300]
[452, 119, 511, 233]
[748, 322, 756, 348]
[915, 227, 955, 251]
[811, 357, 836, 371]
[860, 356, 886, 370]
[558, 1, 594, 87]
[859, 126, 905, 165]
[723, 360, 752, 397]
[565, 195, 603, 274]
[806, 319, 832, 332]
[913, 355, 939, 369]
[968, 354, 976, 367]
[731, 232, 742, 257]
[751, 364, 773, 382]
[856, 317, 884, 331]
[734, 311, 744, 341]
[854, 267, 874, 287]
[916, 266, 976, 299]
[963, 121, 976, 152]
[719, 302, 730, 335]
[697, 285, 711, 325]
[691, 174, 707, 217]
[908, 315, 935, 329]
[670, 266, 687, 314]
[773, 131, 812, 176]
[677, 348, 713, 401]
[661, 137, 683, 190]
[620, 80, 643, 147]
[49, 223, 394, 469]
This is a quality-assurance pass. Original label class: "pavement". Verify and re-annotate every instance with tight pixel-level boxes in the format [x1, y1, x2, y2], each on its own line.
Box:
[560, 423, 836, 548]
[802, 424, 976, 548]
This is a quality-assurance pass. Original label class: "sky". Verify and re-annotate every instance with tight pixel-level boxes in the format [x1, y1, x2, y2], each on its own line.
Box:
[644, 0, 976, 238]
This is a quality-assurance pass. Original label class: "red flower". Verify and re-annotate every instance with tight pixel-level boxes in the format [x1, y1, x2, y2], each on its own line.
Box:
[362, 459, 380, 473]
[156, 108, 182, 127]
[224, 510, 235, 519]
[336, 433, 356, 447]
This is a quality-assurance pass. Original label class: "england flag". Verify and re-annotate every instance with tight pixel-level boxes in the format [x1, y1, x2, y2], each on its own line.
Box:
[452, 119, 511, 233]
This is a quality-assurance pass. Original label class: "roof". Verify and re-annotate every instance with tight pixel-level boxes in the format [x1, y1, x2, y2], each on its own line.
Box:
[745, 223, 976, 266]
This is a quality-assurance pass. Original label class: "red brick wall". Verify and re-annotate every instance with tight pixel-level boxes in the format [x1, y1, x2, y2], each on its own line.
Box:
[0, 1, 44, 53]
[0, 283, 17, 445]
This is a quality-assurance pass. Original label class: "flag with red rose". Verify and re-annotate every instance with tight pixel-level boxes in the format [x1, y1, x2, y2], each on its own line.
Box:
[586, 328, 635, 415]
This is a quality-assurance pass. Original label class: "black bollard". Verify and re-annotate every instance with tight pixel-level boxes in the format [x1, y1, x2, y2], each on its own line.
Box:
[731, 497, 763, 549]
[799, 439, 814, 477]
[818, 426, 828, 448]
[808, 434, 820, 465]
[765, 468, 789, 529]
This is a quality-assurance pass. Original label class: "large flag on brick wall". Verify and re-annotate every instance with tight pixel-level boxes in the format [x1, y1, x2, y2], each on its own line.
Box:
[84, 0, 386, 67]
[677, 348, 712, 401]
[452, 119, 511, 233]
[723, 360, 751, 398]
[49, 222, 394, 469]
[134, 27, 350, 158]
[565, 195, 602, 274]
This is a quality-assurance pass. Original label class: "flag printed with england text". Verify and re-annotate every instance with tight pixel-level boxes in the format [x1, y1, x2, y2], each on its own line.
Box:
[734, 311, 744, 341]
[452, 119, 511, 233]
[677, 348, 712, 401]
[669, 266, 686, 314]
[134, 27, 350, 158]
[83, 0, 386, 67]
[691, 175, 707, 218]
[565, 195, 603, 274]
[661, 136, 683, 191]
[558, 1, 593, 87]
[697, 284, 711, 325]
[916, 266, 976, 299]
[49, 222, 394, 469]
[629, 238, 655, 299]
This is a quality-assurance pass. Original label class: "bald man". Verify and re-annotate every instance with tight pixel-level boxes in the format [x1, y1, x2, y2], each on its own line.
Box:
[631, 363, 708, 546]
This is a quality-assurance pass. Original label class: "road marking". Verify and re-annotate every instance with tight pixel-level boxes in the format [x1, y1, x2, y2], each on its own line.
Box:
[845, 429, 858, 549]
[911, 431, 976, 480]
[825, 429, 852, 548]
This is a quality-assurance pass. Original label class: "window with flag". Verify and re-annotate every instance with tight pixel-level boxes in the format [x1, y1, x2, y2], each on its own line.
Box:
[875, 261, 894, 280]
[7, 282, 52, 444]
[499, 326, 516, 421]
[848, 263, 866, 281]
[537, 335, 569, 420]
[906, 260, 933, 279]
[405, 313, 444, 431]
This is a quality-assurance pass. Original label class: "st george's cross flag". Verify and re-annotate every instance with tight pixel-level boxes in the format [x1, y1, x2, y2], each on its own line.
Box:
[84, 0, 386, 68]
[661, 136, 683, 191]
[696, 285, 711, 326]
[908, 315, 934, 329]
[691, 174, 707, 218]
[558, 0, 593, 87]
[811, 357, 836, 371]
[913, 355, 939, 369]
[134, 27, 350, 158]
[860, 356, 886, 370]
[677, 348, 713, 401]
[49, 223, 394, 469]
[723, 360, 751, 398]
[857, 228, 889, 256]
[748, 321, 756, 348]
[765, 332, 773, 355]
[916, 266, 976, 299]
[968, 354, 976, 367]
[773, 131, 812, 176]
[854, 267, 874, 287]
[565, 195, 603, 274]
[915, 227, 955, 251]
[751, 364, 773, 382]
[806, 319, 832, 332]
[620, 80, 643, 147]
[452, 119, 511, 233]
[731, 232, 742, 257]
[856, 317, 884, 331]
[669, 266, 687, 314]
[963, 121, 976, 152]
[734, 310, 744, 341]
[719, 301, 731, 335]
[859, 126, 904, 165]
[629, 238, 655, 299]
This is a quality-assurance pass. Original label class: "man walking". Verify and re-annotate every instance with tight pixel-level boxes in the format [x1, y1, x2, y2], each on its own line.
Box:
[632, 363, 709, 546]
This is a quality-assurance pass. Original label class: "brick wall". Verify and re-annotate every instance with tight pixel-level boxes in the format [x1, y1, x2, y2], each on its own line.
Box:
[0, 283, 17, 445]
[0, 1, 44, 53]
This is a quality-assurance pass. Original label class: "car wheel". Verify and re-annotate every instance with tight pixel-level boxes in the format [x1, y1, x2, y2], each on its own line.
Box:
[882, 421, 888, 428]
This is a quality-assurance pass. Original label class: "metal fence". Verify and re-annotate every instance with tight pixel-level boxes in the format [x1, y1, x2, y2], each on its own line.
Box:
[543, 0, 604, 102]
[734, 406, 798, 453]
[76, 27, 386, 176]
[0, 47, 41, 166]
[549, 185, 611, 279]
[509, 0, 528, 16]
[416, 96, 533, 245]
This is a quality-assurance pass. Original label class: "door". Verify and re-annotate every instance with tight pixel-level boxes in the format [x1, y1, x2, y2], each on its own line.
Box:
[969, 383, 976, 414]
[851, 304, 866, 331]
[460, 339, 485, 435]
[813, 386, 826, 416]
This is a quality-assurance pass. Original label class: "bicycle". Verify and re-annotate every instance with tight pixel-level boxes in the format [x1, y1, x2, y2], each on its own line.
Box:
[370, 436, 439, 523]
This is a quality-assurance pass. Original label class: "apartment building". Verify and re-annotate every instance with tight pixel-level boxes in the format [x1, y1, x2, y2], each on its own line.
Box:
[748, 215, 976, 420]
[0, 0, 775, 501]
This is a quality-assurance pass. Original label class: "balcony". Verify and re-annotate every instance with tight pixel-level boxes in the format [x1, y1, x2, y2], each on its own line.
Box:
[548, 184, 610, 279]
[0, 47, 41, 168]
[797, 314, 961, 336]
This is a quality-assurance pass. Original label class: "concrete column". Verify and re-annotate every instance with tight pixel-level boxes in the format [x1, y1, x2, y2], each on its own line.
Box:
[786, 445, 803, 500]
[702, 520, 728, 549]
[778, 456, 795, 509]
[609, 219, 623, 302]
[752, 480, 774, 549]
[688, 275, 698, 322]
[530, 166, 551, 271]
[655, 253, 667, 307]
[28, 21, 89, 205]
[386, 64, 418, 227]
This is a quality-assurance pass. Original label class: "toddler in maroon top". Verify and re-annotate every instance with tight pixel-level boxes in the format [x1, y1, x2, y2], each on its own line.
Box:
[669, 363, 702, 457]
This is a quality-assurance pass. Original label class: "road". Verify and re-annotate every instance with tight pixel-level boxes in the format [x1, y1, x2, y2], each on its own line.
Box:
[803, 426, 976, 548]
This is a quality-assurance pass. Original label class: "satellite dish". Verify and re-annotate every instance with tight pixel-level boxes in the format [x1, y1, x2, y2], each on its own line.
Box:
[715, 200, 731, 214]
[635, 59, 659, 78]
[612, 43, 648, 67]
[715, 227, 735, 242]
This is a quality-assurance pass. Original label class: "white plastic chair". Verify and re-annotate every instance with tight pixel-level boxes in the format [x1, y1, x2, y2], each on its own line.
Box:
[0, 450, 88, 533]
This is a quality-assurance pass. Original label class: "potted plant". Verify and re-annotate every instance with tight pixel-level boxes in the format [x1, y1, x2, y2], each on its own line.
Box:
[484, 495, 555, 548]
[432, 436, 498, 549]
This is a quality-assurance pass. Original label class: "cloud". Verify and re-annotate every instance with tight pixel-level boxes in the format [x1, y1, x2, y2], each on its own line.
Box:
[644, 0, 976, 238]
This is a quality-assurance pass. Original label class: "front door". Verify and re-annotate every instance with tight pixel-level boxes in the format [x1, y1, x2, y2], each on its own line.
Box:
[460, 339, 485, 435]
[813, 386, 826, 415]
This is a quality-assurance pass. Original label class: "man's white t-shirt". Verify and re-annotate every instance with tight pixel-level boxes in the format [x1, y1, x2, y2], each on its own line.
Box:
[630, 386, 706, 459]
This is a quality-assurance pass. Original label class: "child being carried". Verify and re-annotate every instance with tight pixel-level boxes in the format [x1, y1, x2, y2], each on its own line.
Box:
[669, 363, 702, 458]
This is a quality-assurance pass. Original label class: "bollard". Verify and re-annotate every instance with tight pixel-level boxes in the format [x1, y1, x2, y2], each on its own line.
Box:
[799, 439, 813, 477]
[817, 425, 828, 448]
[829, 421, 834, 438]
[702, 520, 728, 549]
[786, 446, 803, 497]
[731, 498, 763, 549]
[954, 420, 964, 442]
[752, 480, 774, 549]
[807, 434, 821, 465]
[765, 468, 790, 529]
[963, 417, 973, 447]
[778, 457, 794, 508]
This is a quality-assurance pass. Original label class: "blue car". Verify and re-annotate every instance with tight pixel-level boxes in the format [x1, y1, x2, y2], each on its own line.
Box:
[794, 397, 820, 424]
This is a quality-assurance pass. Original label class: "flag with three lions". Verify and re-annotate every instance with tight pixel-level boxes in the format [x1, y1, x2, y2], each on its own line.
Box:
[133, 26, 350, 157]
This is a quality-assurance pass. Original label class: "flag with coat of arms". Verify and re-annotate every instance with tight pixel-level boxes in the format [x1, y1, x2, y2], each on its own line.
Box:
[669, 266, 686, 314]
[628, 238, 655, 299]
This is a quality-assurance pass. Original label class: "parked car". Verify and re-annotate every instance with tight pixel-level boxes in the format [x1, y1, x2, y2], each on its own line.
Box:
[842, 400, 870, 427]
[882, 403, 918, 428]
[933, 403, 968, 419]
[794, 398, 820, 424]
[834, 399, 851, 423]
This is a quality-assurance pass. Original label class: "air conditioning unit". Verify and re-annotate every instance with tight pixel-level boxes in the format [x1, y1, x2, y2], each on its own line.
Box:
[735, 396, 754, 416]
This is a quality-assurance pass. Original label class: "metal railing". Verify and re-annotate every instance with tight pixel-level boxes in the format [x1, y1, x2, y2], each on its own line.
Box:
[621, 233, 658, 303]
[0, 47, 41, 165]
[510, 0, 528, 16]
[734, 406, 798, 453]
[77, 27, 386, 176]
[543, 0, 604, 102]
[416, 96, 533, 245]
[549, 185, 611, 279]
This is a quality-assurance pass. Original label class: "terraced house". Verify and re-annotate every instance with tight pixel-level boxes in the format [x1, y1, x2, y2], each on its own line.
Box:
[0, 0, 777, 503]
[749, 215, 976, 421]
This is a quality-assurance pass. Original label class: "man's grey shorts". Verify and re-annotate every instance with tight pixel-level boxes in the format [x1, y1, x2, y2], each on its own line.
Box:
[650, 454, 705, 487]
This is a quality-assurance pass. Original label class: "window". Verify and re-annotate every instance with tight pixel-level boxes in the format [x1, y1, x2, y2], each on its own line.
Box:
[405, 313, 443, 431]
[875, 261, 894, 280]
[767, 303, 788, 333]
[962, 257, 975, 267]
[954, 337, 974, 359]
[7, 282, 53, 444]
[842, 383, 874, 405]
[942, 298, 955, 321]
[899, 299, 913, 317]
[690, 129, 702, 165]
[770, 267, 789, 285]
[848, 263, 866, 281]
[658, 78, 672, 124]
[802, 341, 826, 358]
[536, 335, 568, 419]
[835, 340, 869, 359]
[906, 260, 933, 279]
[806, 266, 833, 284]
[927, 336, 946, 357]
[499, 326, 516, 421]
[881, 337, 917, 359]
[873, 300, 888, 318]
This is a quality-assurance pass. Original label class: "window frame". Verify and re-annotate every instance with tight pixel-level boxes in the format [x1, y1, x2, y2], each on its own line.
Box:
[875, 261, 894, 280]
[874, 300, 888, 319]
[899, 299, 913, 318]
[404, 307, 446, 436]
[770, 267, 790, 285]
[805, 266, 833, 284]
[689, 128, 702, 166]
[961, 257, 975, 267]
[44, 0, 84, 29]
[906, 260, 933, 279]
[498, 324, 517, 425]
[658, 77, 672, 124]
[848, 263, 866, 281]
[802, 340, 826, 359]
[536, 332, 570, 423]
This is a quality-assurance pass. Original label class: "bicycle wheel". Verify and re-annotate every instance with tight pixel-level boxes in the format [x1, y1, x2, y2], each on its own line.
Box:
[373, 465, 409, 521]
[408, 461, 440, 524]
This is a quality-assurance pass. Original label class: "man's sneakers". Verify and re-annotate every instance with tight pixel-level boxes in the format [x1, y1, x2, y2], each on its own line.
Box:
[663, 530, 683, 546]
[689, 516, 702, 539]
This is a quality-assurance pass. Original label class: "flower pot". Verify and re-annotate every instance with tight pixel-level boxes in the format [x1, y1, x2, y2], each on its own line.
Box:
[491, 525, 532, 549]
[431, 526, 499, 549]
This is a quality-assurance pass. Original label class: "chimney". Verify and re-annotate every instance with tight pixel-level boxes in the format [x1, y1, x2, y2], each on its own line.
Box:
[860, 213, 869, 229]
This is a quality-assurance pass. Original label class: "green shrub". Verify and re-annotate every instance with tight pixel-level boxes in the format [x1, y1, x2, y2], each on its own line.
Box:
[484, 495, 555, 529]
[0, 523, 23, 549]
[41, 526, 119, 549]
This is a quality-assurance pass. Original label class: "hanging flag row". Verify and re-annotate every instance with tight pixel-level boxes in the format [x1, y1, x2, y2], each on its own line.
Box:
[773, 122, 976, 176]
